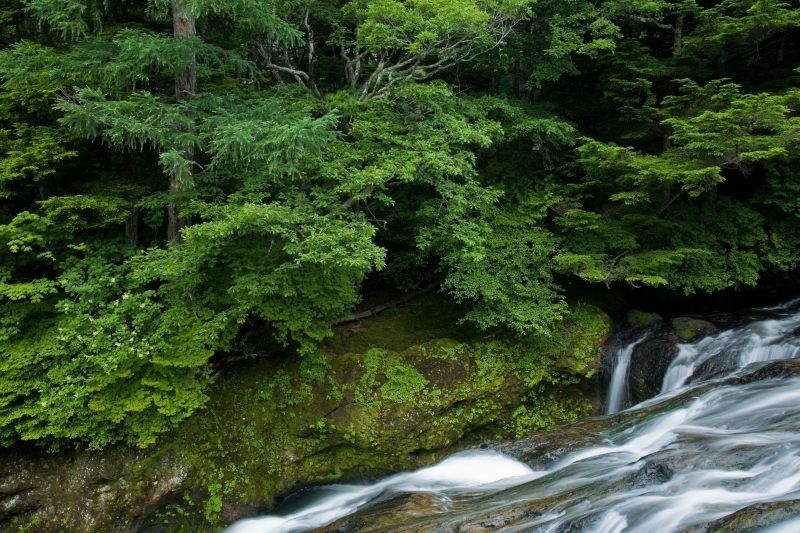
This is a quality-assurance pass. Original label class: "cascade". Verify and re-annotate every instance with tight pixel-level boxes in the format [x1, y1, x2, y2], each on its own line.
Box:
[661, 305, 800, 392]
[604, 332, 649, 415]
[227, 300, 800, 533]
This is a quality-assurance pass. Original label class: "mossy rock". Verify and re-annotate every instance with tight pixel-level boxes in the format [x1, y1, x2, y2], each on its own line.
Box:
[0, 304, 611, 533]
[671, 317, 717, 341]
[627, 310, 662, 328]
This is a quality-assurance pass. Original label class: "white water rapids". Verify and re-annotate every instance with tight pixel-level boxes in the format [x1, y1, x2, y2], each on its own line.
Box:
[227, 302, 800, 533]
[661, 305, 800, 392]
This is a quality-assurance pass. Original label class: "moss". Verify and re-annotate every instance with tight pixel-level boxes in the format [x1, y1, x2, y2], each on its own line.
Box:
[671, 317, 715, 340]
[548, 303, 612, 376]
[320, 292, 480, 356]
[627, 310, 661, 328]
[1, 299, 612, 533]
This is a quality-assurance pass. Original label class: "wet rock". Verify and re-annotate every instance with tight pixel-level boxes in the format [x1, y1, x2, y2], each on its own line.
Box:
[733, 358, 800, 383]
[307, 360, 800, 533]
[627, 461, 674, 488]
[686, 346, 740, 384]
[492, 429, 606, 470]
[680, 499, 800, 533]
[671, 317, 718, 341]
[627, 310, 662, 328]
[628, 323, 680, 405]
[311, 492, 450, 533]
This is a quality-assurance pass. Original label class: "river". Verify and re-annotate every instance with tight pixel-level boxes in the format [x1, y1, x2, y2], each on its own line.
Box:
[227, 301, 800, 533]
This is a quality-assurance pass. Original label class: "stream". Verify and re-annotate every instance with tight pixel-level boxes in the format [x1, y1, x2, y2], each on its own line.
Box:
[227, 302, 800, 533]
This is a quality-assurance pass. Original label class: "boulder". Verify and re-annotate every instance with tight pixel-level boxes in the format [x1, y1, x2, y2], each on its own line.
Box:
[671, 317, 717, 341]
[627, 310, 662, 328]
[628, 323, 680, 405]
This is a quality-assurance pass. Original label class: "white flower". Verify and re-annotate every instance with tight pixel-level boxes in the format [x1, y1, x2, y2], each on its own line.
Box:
[77, 335, 82, 340]
[138, 354, 144, 358]
[122, 293, 129, 300]
[41, 402, 47, 407]
[58, 328, 63, 332]
[114, 342, 121, 347]
[89, 318, 94, 322]
[88, 299, 92, 303]
[114, 300, 119, 306]
[110, 277, 116, 283]
[93, 331, 98, 336]
[140, 303, 145, 308]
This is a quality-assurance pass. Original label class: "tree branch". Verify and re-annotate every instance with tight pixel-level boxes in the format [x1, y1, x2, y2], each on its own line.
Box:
[329, 278, 444, 326]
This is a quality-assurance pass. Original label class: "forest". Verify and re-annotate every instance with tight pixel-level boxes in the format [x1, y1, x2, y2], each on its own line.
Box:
[1, 0, 800, 456]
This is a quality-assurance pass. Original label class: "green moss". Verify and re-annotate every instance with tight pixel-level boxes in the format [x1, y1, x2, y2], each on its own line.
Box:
[548, 303, 612, 376]
[671, 317, 712, 340]
[320, 292, 480, 356]
[8, 298, 611, 533]
[627, 310, 661, 328]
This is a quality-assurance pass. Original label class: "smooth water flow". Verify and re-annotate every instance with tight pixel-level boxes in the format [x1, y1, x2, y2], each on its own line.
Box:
[605, 333, 649, 415]
[225, 451, 535, 533]
[661, 308, 800, 392]
[226, 301, 800, 533]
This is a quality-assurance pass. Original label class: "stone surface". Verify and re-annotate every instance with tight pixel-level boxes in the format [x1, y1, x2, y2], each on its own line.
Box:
[628, 323, 680, 405]
[627, 310, 662, 328]
[671, 317, 718, 341]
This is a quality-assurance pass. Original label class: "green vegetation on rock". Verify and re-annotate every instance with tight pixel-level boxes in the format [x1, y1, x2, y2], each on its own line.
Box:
[627, 310, 662, 328]
[0, 300, 609, 533]
[1, 1, 800, 529]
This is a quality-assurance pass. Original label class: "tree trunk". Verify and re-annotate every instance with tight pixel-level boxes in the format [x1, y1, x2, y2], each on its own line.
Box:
[168, 0, 196, 245]
[126, 203, 139, 246]
[673, 12, 686, 52]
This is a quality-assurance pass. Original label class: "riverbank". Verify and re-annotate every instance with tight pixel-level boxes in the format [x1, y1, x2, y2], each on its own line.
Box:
[0, 295, 609, 533]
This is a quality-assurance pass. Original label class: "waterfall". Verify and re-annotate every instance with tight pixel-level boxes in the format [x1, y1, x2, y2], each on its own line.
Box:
[662, 307, 800, 393]
[605, 332, 649, 415]
[226, 299, 800, 533]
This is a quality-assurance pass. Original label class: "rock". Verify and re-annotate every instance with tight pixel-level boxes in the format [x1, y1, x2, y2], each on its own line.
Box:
[671, 317, 717, 341]
[492, 429, 606, 471]
[685, 346, 739, 384]
[628, 323, 680, 405]
[733, 358, 800, 383]
[626, 461, 674, 488]
[680, 499, 800, 533]
[301, 360, 800, 533]
[627, 310, 662, 328]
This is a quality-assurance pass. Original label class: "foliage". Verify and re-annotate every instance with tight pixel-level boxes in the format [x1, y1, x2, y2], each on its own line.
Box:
[1, 0, 800, 450]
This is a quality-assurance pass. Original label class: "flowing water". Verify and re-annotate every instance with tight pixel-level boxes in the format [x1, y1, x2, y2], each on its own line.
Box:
[661, 306, 800, 392]
[226, 302, 800, 533]
[605, 333, 649, 415]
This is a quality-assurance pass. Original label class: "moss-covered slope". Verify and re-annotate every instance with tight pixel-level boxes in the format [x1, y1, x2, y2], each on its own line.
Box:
[0, 300, 609, 533]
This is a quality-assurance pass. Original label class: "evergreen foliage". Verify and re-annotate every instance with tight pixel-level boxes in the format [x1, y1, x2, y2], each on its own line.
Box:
[1, 0, 800, 448]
